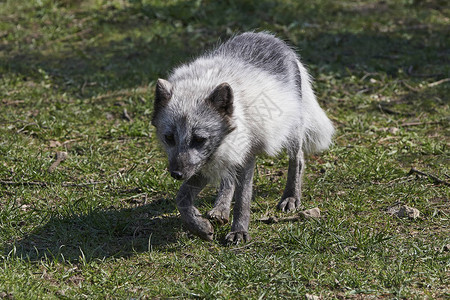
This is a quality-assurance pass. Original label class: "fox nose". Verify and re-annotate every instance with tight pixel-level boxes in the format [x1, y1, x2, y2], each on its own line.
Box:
[170, 171, 184, 180]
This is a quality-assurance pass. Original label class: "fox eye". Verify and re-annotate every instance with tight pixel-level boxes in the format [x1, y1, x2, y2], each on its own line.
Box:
[164, 134, 175, 146]
[191, 135, 207, 147]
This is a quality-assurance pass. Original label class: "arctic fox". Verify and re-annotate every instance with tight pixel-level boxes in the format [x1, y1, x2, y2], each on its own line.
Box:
[152, 32, 334, 243]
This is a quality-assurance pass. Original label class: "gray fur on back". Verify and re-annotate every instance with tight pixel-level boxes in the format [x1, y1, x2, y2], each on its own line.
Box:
[211, 32, 301, 93]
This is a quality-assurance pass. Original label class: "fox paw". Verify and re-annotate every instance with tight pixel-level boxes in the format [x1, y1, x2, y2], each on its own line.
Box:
[206, 207, 230, 225]
[225, 231, 251, 245]
[277, 197, 301, 212]
[183, 216, 214, 241]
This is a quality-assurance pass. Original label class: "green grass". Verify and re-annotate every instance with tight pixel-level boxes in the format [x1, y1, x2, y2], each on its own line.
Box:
[0, 0, 449, 298]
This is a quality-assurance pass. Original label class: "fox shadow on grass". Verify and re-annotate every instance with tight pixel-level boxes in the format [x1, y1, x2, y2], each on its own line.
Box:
[6, 197, 190, 262]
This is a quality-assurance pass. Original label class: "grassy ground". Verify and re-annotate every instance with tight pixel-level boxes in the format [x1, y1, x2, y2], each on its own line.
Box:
[0, 0, 448, 298]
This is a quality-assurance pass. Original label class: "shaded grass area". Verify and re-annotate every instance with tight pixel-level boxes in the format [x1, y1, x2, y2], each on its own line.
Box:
[0, 0, 449, 298]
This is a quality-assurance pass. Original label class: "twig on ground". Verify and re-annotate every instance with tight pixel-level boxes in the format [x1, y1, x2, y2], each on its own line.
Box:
[373, 176, 415, 186]
[356, 88, 370, 94]
[401, 81, 421, 92]
[117, 187, 144, 194]
[0, 180, 108, 187]
[400, 120, 443, 127]
[0, 180, 48, 187]
[16, 122, 38, 133]
[62, 181, 108, 187]
[428, 78, 450, 87]
[258, 208, 322, 224]
[378, 104, 413, 116]
[230, 241, 255, 251]
[120, 193, 148, 204]
[122, 108, 133, 122]
[361, 72, 379, 81]
[48, 151, 68, 173]
[408, 168, 450, 186]
[258, 216, 299, 224]
[80, 81, 97, 95]
[2, 100, 25, 105]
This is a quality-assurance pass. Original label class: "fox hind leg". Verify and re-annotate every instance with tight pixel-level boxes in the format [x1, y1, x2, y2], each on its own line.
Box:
[278, 141, 304, 212]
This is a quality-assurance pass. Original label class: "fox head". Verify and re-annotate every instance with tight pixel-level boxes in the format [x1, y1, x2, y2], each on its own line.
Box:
[152, 79, 235, 180]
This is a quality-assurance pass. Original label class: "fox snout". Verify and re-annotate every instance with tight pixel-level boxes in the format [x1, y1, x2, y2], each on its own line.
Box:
[170, 170, 184, 180]
[168, 153, 198, 181]
[169, 161, 187, 180]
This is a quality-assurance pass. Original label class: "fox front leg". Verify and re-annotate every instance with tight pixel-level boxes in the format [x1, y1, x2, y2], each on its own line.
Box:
[206, 178, 235, 225]
[176, 175, 214, 241]
[225, 157, 255, 244]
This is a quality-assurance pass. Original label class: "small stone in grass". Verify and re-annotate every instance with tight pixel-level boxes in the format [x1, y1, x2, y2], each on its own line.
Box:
[49, 140, 61, 148]
[397, 205, 420, 219]
[305, 294, 320, 300]
[299, 207, 321, 219]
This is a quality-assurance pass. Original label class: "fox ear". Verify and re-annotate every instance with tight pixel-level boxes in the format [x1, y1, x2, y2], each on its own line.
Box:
[207, 83, 233, 116]
[155, 79, 172, 106]
[152, 79, 172, 125]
